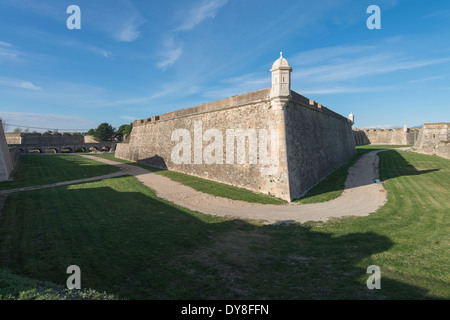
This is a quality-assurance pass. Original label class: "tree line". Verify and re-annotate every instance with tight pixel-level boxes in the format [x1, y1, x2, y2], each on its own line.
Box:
[86, 123, 132, 142]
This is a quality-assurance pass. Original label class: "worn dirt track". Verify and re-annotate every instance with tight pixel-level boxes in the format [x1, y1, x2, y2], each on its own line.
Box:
[0, 151, 387, 224]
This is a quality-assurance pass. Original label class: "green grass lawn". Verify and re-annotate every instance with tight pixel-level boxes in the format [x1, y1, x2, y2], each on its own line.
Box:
[0, 149, 448, 299]
[91, 154, 285, 204]
[0, 155, 119, 191]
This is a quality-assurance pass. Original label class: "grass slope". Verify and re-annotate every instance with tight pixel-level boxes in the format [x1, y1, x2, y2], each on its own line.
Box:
[91, 154, 285, 204]
[0, 149, 448, 299]
[0, 155, 119, 191]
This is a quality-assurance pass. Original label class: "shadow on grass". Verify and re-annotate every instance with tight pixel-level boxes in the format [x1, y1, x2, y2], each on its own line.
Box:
[298, 148, 439, 203]
[379, 150, 440, 181]
[0, 176, 432, 299]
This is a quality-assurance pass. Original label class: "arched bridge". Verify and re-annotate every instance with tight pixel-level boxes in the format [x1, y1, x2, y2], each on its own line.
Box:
[6, 133, 116, 154]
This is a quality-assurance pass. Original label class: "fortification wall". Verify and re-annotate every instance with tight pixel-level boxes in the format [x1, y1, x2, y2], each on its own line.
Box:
[0, 121, 17, 181]
[117, 89, 355, 201]
[6, 133, 106, 147]
[413, 123, 450, 159]
[117, 89, 292, 200]
[286, 93, 355, 199]
[5, 133, 22, 144]
[414, 123, 449, 150]
[17, 133, 86, 146]
[353, 128, 419, 146]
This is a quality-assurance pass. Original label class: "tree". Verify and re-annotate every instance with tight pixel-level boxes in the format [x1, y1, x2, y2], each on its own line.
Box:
[24, 128, 30, 133]
[93, 123, 115, 142]
[118, 124, 132, 135]
[86, 128, 95, 136]
[13, 127, 22, 133]
[114, 123, 132, 141]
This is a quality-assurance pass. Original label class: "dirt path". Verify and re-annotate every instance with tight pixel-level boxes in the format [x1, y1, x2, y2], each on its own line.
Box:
[84, 152, 388, 224]
[0, 151, 387, 224]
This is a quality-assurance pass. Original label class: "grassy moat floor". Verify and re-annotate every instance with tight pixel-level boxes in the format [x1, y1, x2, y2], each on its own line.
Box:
[0, 146, 448, 299]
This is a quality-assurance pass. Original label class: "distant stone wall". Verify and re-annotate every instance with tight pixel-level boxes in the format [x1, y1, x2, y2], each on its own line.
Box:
[7, 133, 86, 146]
[5, 132, 115, 153]
[353, 128, 420, 146]
[5, 133, 100, 145]
[5, 133, 22, 144]
[116, 89, 355, 201]
[414, 123, 449, 149]
[414, 123, 450, 159]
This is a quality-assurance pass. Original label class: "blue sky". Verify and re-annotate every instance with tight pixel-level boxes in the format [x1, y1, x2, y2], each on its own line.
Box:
[0, 0, 449, 132]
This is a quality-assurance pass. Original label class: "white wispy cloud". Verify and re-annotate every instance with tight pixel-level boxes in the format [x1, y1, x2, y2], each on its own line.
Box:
[409, 75, 446, 83]
[156, 0, 228, 70]
[0, 111, 98, 131]
[289, 40, 450, 91]
[290, 45, 375, 66]
[84, 0, 146, 43]
[0, 41, 21, 61]
[0, 76, 41, 91]
[62, 40, 113, 59]
[156, 36, 183, 70]
[293, 53, 450, 83]
[424, 9, 450, 19]
[98, 88, 176, 107]
[202, 73, 270, 100]
[89, 47, 113, 59]
[175, 0, 228, 32]
[114, 14, 146, 42]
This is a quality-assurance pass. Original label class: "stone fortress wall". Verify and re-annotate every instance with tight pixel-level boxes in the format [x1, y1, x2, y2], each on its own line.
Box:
[5, 132, 115, 153]
[353, 127, 420, 146]
[116, 54, 355, 202]
[117, 88, 293, 200]
[284, 92, 355, 200]
[0, 120, 19, 181]
[414, 123, 450, 159]
[353, 123, 450, 159]
[6, 132, 86, 145]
